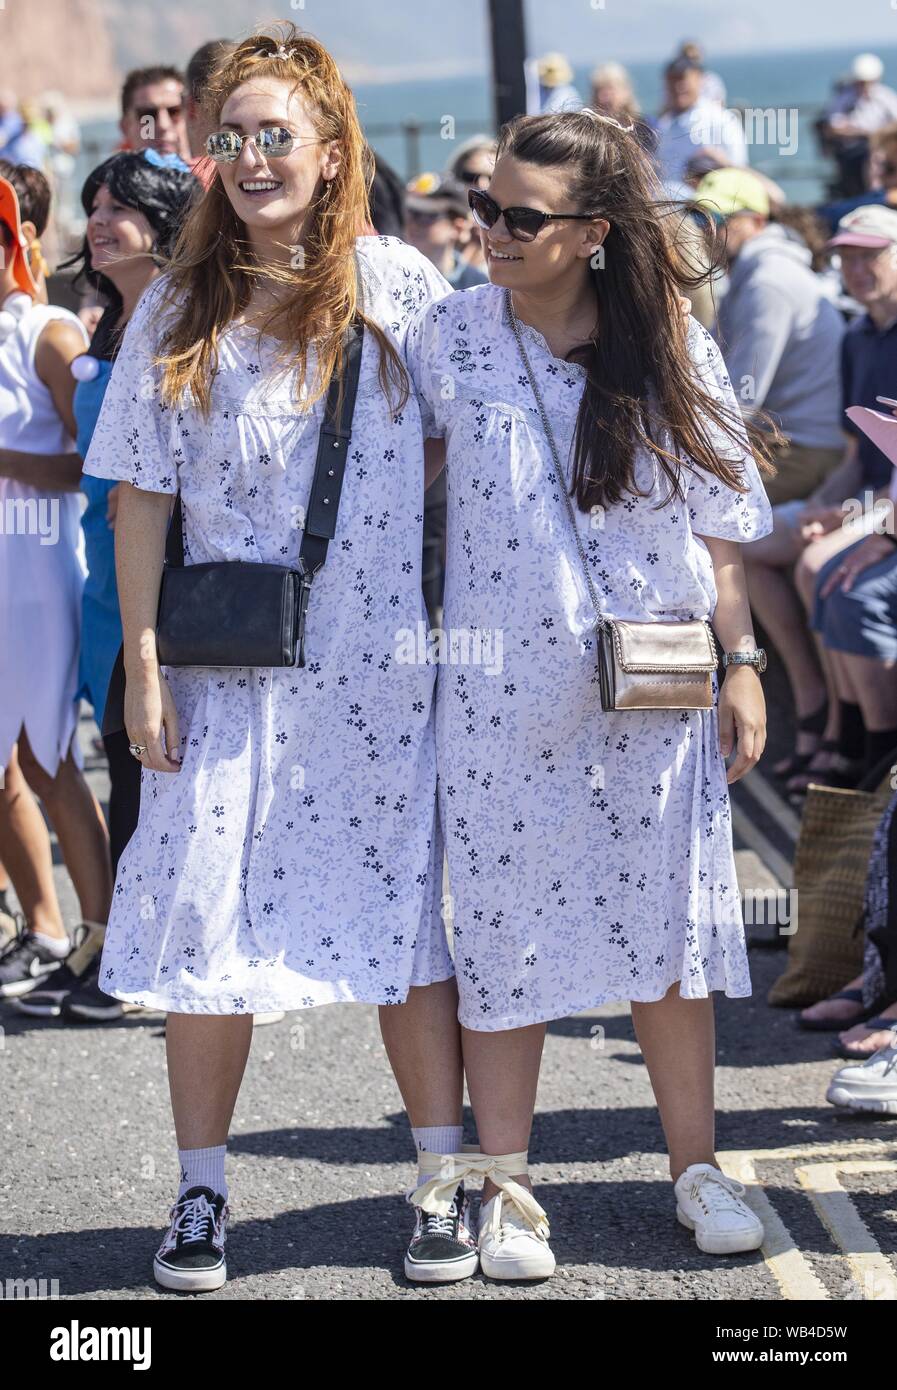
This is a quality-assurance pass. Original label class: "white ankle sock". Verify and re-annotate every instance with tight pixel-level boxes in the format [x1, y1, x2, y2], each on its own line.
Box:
[412, 1125, 464, 1186]
[31, 930, 71, 958]
[178, 1144, 227, 1200]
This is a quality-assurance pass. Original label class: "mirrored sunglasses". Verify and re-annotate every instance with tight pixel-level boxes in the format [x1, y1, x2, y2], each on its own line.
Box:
[205, 127, 319, 163]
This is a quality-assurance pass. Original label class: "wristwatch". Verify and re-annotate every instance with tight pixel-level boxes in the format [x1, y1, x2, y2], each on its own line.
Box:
[722, 648, 767, 672]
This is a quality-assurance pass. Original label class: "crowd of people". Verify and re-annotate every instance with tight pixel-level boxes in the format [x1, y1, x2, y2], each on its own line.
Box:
[2, 22, 897, 1290]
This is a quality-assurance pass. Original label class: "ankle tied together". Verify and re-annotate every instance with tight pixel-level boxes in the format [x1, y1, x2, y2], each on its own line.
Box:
[410, 1149, 549, 1236]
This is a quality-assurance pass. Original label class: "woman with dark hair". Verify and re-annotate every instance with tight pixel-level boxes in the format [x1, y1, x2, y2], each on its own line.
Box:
[15, 151, 198, 1024]
[391, 109, 777, 1280]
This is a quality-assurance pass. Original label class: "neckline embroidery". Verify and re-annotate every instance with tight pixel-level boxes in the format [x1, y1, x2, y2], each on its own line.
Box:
[501, 289, 588, 378]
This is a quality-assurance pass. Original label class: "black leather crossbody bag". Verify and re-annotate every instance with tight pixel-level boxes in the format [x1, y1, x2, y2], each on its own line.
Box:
[102, 318, 364, 735]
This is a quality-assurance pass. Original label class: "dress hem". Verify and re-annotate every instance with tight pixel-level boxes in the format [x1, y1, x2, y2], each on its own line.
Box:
[100, 968, 457, 1015]
[456, 976, 752, 1032]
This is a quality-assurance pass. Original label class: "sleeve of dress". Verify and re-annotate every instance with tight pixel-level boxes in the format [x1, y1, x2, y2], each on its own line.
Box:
[80, 279, 181, 495]
[682, 318, 774, 543]
[402, 297, 448, 440]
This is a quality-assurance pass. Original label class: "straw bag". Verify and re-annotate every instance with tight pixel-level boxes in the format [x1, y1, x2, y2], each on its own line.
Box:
[767, 762, 894, 1007]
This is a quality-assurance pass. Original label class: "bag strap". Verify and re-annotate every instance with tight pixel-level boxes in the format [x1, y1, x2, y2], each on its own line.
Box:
[164, 316, 366, 570]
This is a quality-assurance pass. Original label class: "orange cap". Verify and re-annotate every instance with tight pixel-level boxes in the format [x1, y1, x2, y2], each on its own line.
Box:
[0, 176, 40, 298]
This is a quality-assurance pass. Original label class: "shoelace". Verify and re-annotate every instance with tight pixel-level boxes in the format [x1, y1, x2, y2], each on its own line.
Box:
[173, 1193, 218, 1244]
[422, 1196, 460, 1239]
[690, 1169, 748, 1209]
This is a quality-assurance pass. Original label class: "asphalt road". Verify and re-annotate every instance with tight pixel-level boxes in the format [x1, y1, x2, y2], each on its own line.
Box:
[2, 701, 895, 1303]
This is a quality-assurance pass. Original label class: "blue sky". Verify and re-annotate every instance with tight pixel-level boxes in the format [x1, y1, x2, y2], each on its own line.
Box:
[248, 0, 897, 77]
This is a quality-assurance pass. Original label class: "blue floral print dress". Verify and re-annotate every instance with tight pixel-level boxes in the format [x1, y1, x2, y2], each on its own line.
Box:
[81, 236, 455, 1014]
[404, 283, 774, 1031]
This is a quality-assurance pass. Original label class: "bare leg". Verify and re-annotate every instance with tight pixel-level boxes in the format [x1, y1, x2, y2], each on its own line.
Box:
[841, 652, 897, 730]
[630, 983, 716, 1181]
[0, 744, 67, 939]
[166, 1013, 254, 1149]
[17, 727, 112, 927]
[743, 548, 827, 726]
[462, 1021, 547, 1201]
[378, 977, 464, 1128]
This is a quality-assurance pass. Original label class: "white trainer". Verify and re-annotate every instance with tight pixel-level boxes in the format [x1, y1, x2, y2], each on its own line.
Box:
[827, 1040, 897, 1114]
[674, 1163, 764, 1254]
[478, 1190, 556, 1281]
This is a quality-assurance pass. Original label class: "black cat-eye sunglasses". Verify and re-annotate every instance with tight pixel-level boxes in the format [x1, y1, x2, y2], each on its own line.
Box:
[468, 187, 599, 243]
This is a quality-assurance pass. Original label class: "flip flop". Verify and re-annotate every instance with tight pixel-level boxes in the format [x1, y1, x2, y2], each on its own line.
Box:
[831, 1016, 897, 1059]
[798, 987, 870, 1032]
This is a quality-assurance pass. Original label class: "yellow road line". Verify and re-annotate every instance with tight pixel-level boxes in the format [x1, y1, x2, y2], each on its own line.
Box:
[716, 1143, 897, 1301]
[795, 1160, 897, 1300]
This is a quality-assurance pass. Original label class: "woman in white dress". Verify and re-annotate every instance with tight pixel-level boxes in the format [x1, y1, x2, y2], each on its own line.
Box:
[0, 162, 112, 997]
[387, 111, 777, 1280]
[80, 28, 453, 1292]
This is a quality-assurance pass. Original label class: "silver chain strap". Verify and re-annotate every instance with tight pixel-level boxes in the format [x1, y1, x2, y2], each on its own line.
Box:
[506, 288, 607, 631]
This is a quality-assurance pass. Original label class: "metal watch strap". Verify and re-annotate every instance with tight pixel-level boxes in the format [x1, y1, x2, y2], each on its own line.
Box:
[506, 289, 606, 629]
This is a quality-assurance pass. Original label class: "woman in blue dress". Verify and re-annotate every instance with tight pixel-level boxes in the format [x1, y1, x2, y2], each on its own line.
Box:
[21, 151, 197, 1023]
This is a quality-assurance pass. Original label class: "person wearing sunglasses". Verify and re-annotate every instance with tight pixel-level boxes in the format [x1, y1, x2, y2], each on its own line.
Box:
[404, 172, 487, 292]
[397, 108, 777, 1280]
[445, 138, 497, 274]
[119, 65, 191, 163]
[79, 27, 456, 1293]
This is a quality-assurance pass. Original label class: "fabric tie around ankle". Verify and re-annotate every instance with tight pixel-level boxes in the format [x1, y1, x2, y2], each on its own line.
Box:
[409, 1149, 549, 1236]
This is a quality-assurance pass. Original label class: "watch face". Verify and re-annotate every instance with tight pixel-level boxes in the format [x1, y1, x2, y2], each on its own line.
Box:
[758, 649, 767, 672]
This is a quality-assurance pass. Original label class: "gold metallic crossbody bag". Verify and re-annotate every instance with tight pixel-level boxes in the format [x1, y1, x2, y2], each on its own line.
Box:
[507, 290, 719, 712]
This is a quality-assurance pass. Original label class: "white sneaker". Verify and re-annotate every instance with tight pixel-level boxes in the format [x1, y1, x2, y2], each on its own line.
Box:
[674, 1163, 764, 1254]
[827, 1041, 897, 1114]
[478, 1190, 556, 1280]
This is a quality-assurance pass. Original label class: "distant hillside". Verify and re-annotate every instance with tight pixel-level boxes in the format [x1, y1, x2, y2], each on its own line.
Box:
[0, 0, 118, 101]
[0, 0, 490, 106]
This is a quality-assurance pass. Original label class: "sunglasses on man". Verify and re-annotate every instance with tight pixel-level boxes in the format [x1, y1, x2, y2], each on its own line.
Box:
[135, 105, 184, 123]
[468, 187, 599, 242]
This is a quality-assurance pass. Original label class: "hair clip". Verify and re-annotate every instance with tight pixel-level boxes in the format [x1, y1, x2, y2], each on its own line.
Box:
[255, 42, 295, 61]
[581, 107, 635, 134]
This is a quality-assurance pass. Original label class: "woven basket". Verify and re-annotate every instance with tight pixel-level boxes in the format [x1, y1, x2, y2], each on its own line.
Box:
[768, 770, 894, 1007]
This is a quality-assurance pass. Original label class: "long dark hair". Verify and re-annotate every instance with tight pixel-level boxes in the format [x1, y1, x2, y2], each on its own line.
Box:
[495, 112, 778, 513]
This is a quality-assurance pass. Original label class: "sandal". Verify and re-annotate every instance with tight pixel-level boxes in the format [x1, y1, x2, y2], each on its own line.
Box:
[771, 699, 830, 780]
[786, 746, 865, 802]
[798, 986, 872, 1032]
[832, 1016, 897, 1060]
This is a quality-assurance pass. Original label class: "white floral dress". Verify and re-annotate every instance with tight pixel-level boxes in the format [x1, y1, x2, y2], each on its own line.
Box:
[404, 284, 774, 1031]
[81, 236, 455, 1014]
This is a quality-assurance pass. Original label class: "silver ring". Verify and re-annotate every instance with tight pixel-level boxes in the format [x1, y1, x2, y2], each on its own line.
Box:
[128, 742, 147, 758]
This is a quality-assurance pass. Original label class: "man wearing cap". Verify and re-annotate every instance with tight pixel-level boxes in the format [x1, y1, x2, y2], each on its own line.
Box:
[404, 172, 488, 292]
[652, 57, 746, 186]
[694, 166, 844, 506]
[822, 54, 897, 198]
